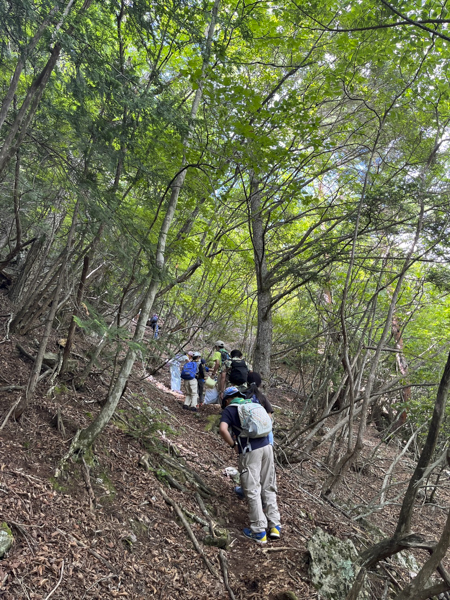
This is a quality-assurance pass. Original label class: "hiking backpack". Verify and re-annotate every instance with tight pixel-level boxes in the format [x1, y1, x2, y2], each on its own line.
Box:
[197, 360, 207, 380]
[230, 398, 272, 439]
[219, 348, 230, 364]
[181, 361, 198, 380]
[228, 358, 248, 386]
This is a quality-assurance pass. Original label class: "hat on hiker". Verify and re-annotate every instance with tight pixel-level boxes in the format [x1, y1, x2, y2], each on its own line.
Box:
[187, 351, 194, 357]
[223, 386, 240, 399]
[215, 340, 225, 348]
[193, 351, 201, 358]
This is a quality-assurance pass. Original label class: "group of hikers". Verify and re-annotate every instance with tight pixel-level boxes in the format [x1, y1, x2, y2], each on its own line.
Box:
[168, 340, 281, 544]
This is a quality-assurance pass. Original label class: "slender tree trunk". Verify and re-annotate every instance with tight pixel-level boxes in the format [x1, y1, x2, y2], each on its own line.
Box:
[10, 231, 83, 333]
[0, 43, 62, 178]
[0, 0, 93, 178]
[322, 203, 424, 495]
[250, 176, 272, 383]
[61, 255, 90, 374]
[14, 199, 81, 418]
[391, 315, 409, 427]
[356, 350, 450, 573]
[66, 0, 221, 455]
[61, 223, 104, 375]
[0, 3, 62, 133]
[75, 321, 115, 388]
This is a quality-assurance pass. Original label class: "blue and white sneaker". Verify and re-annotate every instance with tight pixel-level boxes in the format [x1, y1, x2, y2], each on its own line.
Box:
[268, 525, 281, 539]
[243, 528, 267, 544]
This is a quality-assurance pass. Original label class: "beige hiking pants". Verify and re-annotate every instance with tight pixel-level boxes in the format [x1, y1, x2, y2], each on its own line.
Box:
[183, 378, 198, 408]
[239, 444, 280, 533]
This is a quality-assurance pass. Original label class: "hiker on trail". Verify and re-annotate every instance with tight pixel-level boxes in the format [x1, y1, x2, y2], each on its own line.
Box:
[149, 314, 159, 339]
[181, 352, 200, 411]
[219, 386, 281, 544]
[211, 340, 229, 378]
[219, 349, 249, 400]
[168, 352, 188, 393]
[210, 340, 230, 398]
[193, 352, 208, 406]
[234, 371, 275, 499]
[245, 371, 274, 425]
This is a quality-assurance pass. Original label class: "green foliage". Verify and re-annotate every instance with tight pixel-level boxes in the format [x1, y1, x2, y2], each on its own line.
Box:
[1, 0, 450, 454]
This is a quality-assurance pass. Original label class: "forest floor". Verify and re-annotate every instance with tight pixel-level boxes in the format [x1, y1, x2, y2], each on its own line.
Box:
[0, 294, 449, 599]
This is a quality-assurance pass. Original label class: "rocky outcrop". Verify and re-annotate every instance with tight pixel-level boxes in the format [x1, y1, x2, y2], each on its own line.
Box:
[308, 528, 369, 600]
[0, 523, 13, 558]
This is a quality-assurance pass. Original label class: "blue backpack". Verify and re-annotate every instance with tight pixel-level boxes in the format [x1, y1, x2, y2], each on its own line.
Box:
[181, 361, 198, 380]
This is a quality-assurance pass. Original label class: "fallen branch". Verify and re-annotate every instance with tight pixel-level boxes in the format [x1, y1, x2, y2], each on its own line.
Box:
[11, 469, 47, 489]
[181, 506, 210, 529]
[163, 454, 215, 496]
[219, 549, 236, 600]
[0, 385, 24, 392]
[37, 367, 53, 382]
[10, 521, 37, 555]
[159, 486, 220, 579]
[262, 546, 302, 553]
[43, 560, 64, 600]
[0, 397, 21, 430]
[16, 342, 35, 362]
[196, 492, 216, 537]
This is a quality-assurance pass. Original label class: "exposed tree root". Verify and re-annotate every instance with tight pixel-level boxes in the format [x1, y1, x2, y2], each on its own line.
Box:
[159, 486, 220, 580]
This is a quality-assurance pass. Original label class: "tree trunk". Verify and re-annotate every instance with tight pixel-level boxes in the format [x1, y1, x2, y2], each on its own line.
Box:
[0, 1, 93, 179]
[0, 43, 62, 179]
[391, 315, 409, 427]
[65, 0, 221, 456]
[8, 235, 47, 303]
[393, 507, 450, 600]
[14, 199, 81, 418]
[356, 350, 450, 577]
[61, 255, 90, 374]
[250, 176, 272, 383]
[0, 3, 61, 133]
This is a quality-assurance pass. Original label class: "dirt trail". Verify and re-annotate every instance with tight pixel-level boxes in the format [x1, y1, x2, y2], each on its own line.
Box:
[0, 321, 448, 598]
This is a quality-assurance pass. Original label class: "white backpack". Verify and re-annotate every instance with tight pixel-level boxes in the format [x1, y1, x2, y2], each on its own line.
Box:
[236, 402, 272, 439]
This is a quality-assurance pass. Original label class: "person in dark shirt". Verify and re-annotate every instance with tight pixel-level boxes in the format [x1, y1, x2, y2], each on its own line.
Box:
[219, 387, 281, 544]
[194, 352, 208, 405]
[246, 371, 273, 415]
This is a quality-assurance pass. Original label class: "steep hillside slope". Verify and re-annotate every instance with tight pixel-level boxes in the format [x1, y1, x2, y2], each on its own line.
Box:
[0, 294, 448, 599]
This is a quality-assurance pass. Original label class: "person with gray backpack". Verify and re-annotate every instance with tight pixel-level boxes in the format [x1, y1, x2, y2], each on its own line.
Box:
[219, 386, 281, 544]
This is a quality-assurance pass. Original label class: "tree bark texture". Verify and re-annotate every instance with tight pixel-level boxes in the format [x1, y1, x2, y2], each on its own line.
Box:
[358, 350, 450, 575]
[0, 1, 93, 179]
[71, 0, 221, 453]
[393, 507, 450, 600]
[14, 199, 81, 418]
[391, 315, 409, 427]
[250, 176, 272, 384]
[61, 255, 90, 374]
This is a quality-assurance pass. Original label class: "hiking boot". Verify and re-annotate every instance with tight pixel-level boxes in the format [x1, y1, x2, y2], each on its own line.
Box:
[234, 486, 245, 500]
[189, 406, 197, 412]
[243, 528, 267, 544]
[182, 405, 189, 410]
[268, 525, 281, 539]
